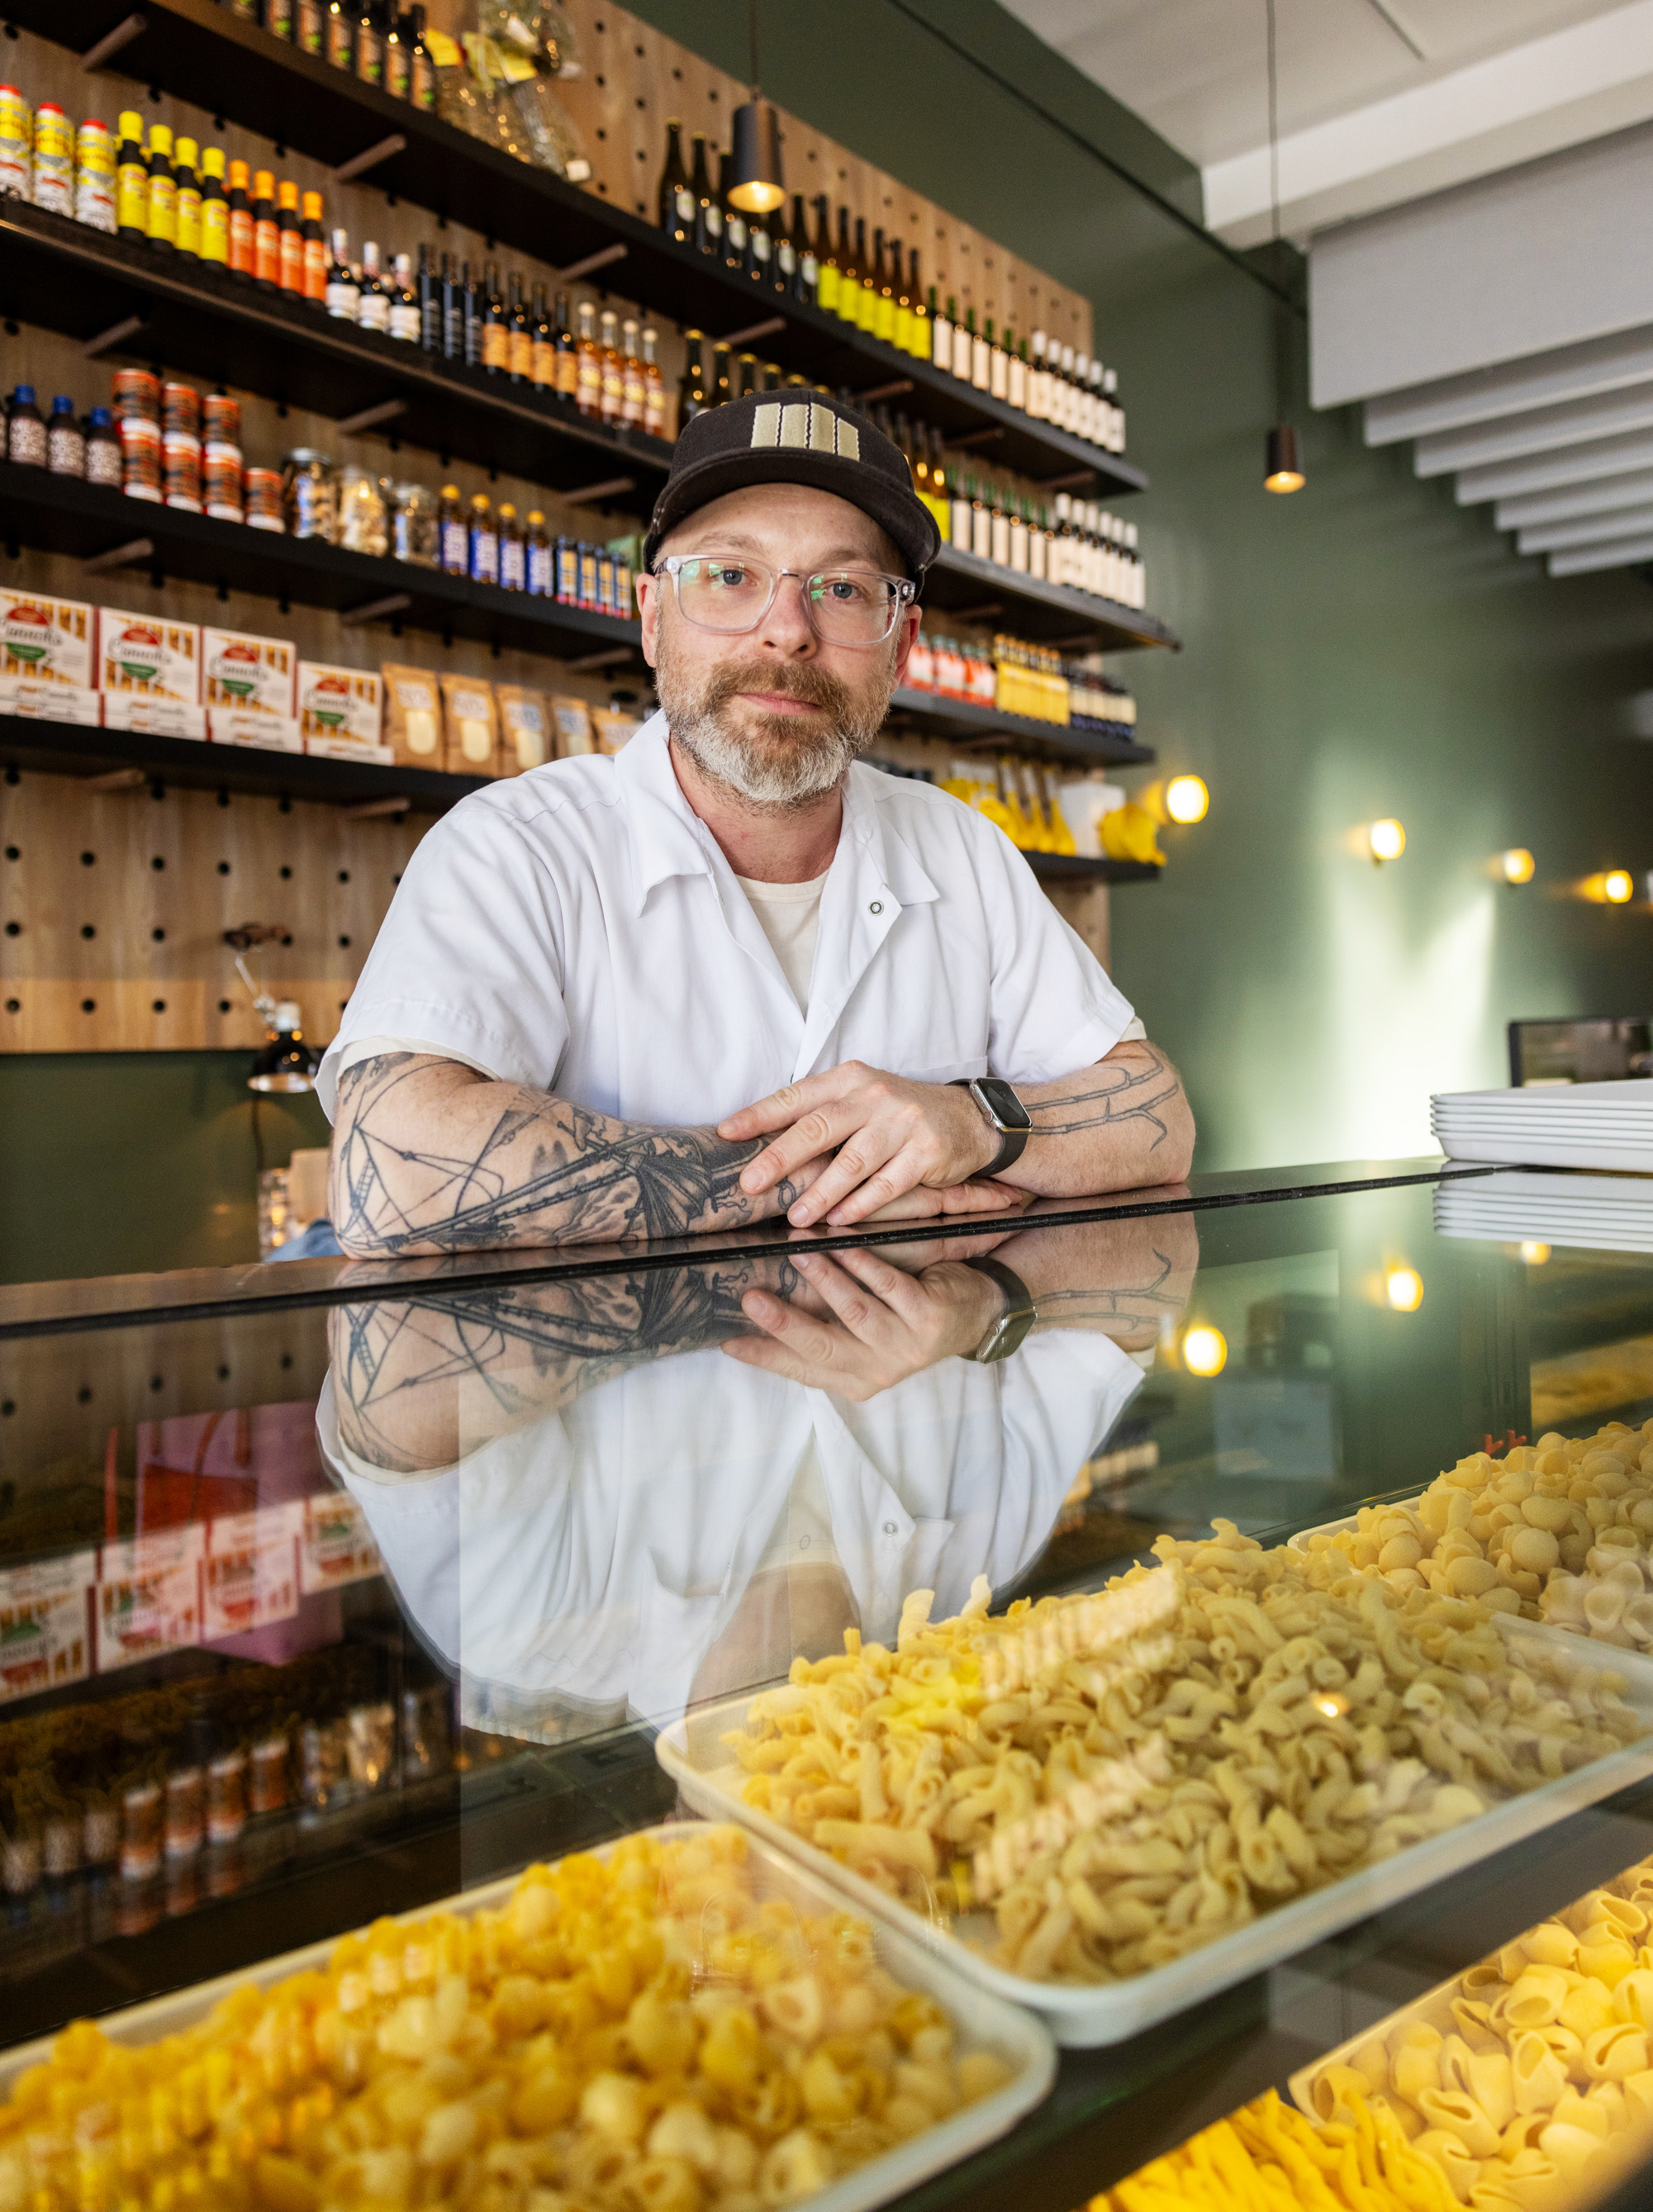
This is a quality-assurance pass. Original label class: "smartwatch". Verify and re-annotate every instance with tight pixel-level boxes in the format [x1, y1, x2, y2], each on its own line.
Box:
[952, 1075, 1033, 1178]
[962, 1256, 1038, 1363]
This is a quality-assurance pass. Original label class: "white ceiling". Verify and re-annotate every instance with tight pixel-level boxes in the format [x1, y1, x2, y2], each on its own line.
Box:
[1000, 0, 1653, 244]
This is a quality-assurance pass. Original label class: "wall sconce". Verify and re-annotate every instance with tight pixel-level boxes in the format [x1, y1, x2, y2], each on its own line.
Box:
[1385, 1265, 1423, 1312]
[1180, 1324, 1228, 1377]
[1501, 847, 1536, 885]
[1584, 870, 1636, 904]
[1368, 818, 1406, 864]
[1265, 424, 1305, 493]
[1139, 776, 1210, 827]
[1519, 1241, 1551, 1265]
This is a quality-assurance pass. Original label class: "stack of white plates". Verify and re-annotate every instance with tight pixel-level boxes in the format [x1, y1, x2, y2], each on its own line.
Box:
[1431, 1080, 1653, 1172]
[1435, 1170, 1653, 1256]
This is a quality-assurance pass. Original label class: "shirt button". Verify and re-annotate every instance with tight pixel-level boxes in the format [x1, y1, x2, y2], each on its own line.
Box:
[883, 1521, 898, 1536]
[869, 900, 882, 914]
[797, 1535, 811, 1550]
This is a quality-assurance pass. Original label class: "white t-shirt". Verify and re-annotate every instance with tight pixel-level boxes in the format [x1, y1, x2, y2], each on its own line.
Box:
[317, 712, 1137, 1123]
[733, 867, 829, 1013]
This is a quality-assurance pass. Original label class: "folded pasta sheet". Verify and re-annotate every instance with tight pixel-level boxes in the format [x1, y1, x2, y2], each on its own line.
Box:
[1292, 1856, 1653, 2210]
[0, 1825, 1014, 2211]
[1299, 1417, 1653, 1651]
[724, 1534, 1647, 1987]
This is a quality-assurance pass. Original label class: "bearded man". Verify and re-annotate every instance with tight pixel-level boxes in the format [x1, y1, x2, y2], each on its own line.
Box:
[322, 392, 1194, 1258]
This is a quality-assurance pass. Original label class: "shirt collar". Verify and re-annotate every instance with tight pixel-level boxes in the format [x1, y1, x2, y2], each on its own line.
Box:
[614, 710, 941, 914]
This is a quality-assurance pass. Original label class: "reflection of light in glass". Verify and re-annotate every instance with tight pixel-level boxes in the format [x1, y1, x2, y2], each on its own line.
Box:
[1386, 1266, 1423, 1312]
[1605, 869, 1634, 904]
[1182, 1325, 1228, 1377]
[1166, 774, 1209, 824]
[1520, 1240, 1551, 1265]
[1501, 847, 1536, 885]
[1369, 818, 1406, 863]
[1314, 1692, 1350, 1720]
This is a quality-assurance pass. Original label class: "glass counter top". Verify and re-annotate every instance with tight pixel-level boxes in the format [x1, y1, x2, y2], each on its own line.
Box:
[2, 1159, 1651, 2211]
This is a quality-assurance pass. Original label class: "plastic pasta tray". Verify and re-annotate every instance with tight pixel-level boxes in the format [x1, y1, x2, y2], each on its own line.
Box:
[0, 1822, 1056, 2212]
[656, 1620, 1653, 2049]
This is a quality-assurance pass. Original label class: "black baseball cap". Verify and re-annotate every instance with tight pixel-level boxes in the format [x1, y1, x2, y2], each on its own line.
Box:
[642, 392, 941, 580]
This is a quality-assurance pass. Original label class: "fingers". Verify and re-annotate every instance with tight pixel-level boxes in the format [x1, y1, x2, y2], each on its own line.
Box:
[742, 1100, 894, 1199]
[808, 1139, 941, 1227]
[718, 1065, 864, 1146]
[792, 1246, 927, 1337]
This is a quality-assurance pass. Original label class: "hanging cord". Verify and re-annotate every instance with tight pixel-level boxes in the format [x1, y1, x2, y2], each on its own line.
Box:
[1266, 0, 1280, 246]
[748, 0, 761, 96]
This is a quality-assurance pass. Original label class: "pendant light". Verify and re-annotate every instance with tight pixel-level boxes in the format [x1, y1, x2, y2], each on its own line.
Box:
[728, 0, 786, 216]
[1262, 0, 1304, 494]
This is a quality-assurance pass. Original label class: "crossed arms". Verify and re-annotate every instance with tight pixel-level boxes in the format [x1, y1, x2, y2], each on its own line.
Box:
[327, 1039, 1195, 1259]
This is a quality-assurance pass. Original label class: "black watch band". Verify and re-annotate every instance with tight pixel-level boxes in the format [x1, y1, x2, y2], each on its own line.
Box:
[962, 1256, 1038, 1363]
[952, 1076, 1033, 1178]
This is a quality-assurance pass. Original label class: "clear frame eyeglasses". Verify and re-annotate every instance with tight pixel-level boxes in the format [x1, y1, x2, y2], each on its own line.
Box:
[654, 553, 916, 648]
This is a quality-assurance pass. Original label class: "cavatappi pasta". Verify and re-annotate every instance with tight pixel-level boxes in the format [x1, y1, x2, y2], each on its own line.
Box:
[0, 1826, 1012, 2212]
[1296, 1862, 1653, 2210]
[1090, 2087, 1463, 2212]
[724, 1529, 1647, 1987]
[1299, 1421, 1653, 1650]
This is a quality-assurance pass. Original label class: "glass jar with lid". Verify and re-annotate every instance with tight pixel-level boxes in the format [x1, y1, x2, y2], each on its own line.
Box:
[391, 480, 439, 567]
[283, 449, 335, 540]
[332, 464, 388, 558]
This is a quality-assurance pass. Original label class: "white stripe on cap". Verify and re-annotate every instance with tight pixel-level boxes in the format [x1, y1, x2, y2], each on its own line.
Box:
[836, 417, 859, 460]
[777, 404, 810, 450]
[749, 400, 862, 461]
[808, 403, 834, 451]
[750, 402, 782, 449]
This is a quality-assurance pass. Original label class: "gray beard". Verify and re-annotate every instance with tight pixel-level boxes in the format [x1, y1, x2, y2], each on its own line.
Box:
[655, 652, 895, 809]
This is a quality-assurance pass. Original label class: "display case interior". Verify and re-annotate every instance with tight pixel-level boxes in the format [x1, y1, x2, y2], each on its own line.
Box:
[4, 1164, 1653, 2210]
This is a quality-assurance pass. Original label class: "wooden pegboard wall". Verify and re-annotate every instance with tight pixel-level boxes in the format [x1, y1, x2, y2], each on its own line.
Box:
[1, 769, 425, 1054]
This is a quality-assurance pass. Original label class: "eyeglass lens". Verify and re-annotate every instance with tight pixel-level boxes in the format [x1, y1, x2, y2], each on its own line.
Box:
[672, 557, 905, 643]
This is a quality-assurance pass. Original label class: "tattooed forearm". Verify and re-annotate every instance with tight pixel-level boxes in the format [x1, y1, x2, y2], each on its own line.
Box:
[328, 1052, 814, 1258]
[1024, 1045, 1180, 1148]
[330, 1249, 805, 1469]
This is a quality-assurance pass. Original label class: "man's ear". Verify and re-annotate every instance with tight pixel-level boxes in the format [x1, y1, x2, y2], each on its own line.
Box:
[636, 569, 661, 670]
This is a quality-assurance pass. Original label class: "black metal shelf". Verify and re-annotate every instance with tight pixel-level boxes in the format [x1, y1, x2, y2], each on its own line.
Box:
[8, 0, 1146, 496]
[0, 202, 673, 510]
[0, 461, 644, 662]
[0, 710, 487, 809]
[922, 544, 1179, 653]
[1024, 853, 1161, 885]
[886, 683, 1155, 767]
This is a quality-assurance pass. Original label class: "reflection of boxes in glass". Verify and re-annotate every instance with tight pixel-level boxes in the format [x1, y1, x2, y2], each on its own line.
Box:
[0, 676, 101, 724]
[202, 626, 295, 714]
[297, 660, 382, 745]
[97, 609, 202, 701]
[1, 594, 94, 685]
[209, 709, 302, 752]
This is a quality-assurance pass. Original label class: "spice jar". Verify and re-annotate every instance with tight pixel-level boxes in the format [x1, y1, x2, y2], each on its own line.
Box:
[245, 466, 284, 533]
[119, 413, 162, 501]
[283, 446, 335, 539]
[204, 440, 244, 523]
[85, 406, 121, 487]
[161, 380, 201, 439]
[164, 1764, 203, 1860]
[163, 429, 202, 511]
[46, 395, 84, 477]
[207, 1750, 247, 1844]
[332, 463, 387, 557]
[249, 1732, 288, 1814]
[120, 1779, 162, 1881]
[111, 366, 160, 425]
[390, 479, 438, 567]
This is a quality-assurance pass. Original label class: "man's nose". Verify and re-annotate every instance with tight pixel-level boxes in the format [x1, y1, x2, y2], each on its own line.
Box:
[754, 571, 817, 655]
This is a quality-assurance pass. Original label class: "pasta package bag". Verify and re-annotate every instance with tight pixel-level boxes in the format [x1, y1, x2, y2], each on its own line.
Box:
[592, 706, 642, 755]
[552, 693, 596, 755]
[202, 626, 295, 715]
[380, 662, 444, 768]
[439, 672, 500, 776]
[495, 681, 553, 772]
[297, 662, 383, 748]
[97, 609, 201, 702]
[2, 593, 94, 685]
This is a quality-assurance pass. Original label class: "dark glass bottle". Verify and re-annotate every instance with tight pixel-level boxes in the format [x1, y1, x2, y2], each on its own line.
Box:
[658, 119, 690, 238]
[463, 260, 482, 368]
[354, 0, 383, 87]
[439, 250, 460, 358]
[719, 149, 746, 275]
[690, 133, 720, 257]
[710, 341, 733, 406]
[507, 272, 531, 382]
[834, 206, 857, 322]
[418, 240, 438, 349]
[408, 3, 435, 109]
[811, 193, 834, 311]
[530, 281, 554, 387]
[772, 194, 798, 297]
[553, 290, 577, 398]
[678, 328, 707, 423]
[481, 261, 508, 374]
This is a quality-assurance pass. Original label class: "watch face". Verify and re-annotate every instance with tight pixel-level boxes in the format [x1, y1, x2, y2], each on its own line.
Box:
[976, 1077, 1033, 1132]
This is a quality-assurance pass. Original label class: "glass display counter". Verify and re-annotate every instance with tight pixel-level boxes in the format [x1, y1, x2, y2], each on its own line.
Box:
[2, 1156, 1651, 2212]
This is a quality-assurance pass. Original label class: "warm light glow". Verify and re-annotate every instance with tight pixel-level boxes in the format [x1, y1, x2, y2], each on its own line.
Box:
[1265, 467, 1306, 493]
[1385, 1266, 1424, 1312]
[1369, 819, 1407, 863]
[1605, 869, 1635, 904]
[1520, 1241, 1551, 1265]
[1314, 1692, 1351, 1721]
[1501, 847, 1536, 885]
[729, 178, 786, 214]
[1165, 774, 1209, 825]
[1181, 1325, 1228, 1378]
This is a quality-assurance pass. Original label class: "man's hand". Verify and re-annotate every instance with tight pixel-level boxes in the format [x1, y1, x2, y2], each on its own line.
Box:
[723, 1246, 1004, 1400]
[719, 1062, 1000, 1228]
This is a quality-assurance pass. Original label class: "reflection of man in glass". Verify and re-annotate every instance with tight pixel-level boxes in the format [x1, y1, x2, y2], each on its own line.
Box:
[319, 1213, 1195, 1744]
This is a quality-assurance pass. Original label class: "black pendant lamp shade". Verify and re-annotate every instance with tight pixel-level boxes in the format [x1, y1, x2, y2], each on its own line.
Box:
[1265, 422, 1305, 493]
[729, 96, 784, 214]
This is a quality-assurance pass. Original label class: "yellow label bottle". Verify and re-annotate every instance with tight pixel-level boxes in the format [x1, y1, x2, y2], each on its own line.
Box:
[116, 110, 148, 238]
[173, 135, 201, 256]
[145, 122, 176, 249]
[198, 146, 227, 263]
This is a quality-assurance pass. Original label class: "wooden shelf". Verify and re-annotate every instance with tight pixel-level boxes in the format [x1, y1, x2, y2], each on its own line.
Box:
[1024, 853, 1161, 885]
[7, 0, 1147, 498]
[0, 203, 674, 512]
[0, 462, 644, 663]
[886, 684, 1155, 767]
[922, 544, 1179, 653]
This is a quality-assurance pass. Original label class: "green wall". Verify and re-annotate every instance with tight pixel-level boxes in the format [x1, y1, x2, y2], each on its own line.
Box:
[5, 0, 1652, 1280]
[0, 1055, 329, 1282]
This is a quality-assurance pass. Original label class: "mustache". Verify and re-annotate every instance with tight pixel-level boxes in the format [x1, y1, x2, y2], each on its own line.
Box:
[697, 657, 858, 722]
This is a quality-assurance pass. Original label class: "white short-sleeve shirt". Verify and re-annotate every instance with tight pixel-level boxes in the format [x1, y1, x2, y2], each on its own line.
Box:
[317, 710, 1136, 1123]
